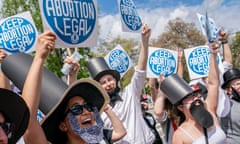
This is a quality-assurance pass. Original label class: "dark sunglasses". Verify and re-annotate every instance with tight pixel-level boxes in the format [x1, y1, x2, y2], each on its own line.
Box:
[66, 104, 93, 116]
[0, 122, 13, 138]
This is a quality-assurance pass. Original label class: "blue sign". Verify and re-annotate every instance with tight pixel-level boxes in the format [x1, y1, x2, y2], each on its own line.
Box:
[148, 49, 176, 77]
[108, 49, 130, 74]
[188, 46, 212, 75]
[120, 0, 142, 31]
[199, 14, 219, 40]
[37, 109, 45, 122]
[0, 17, 37, 53]
[42, 0, 96, 44]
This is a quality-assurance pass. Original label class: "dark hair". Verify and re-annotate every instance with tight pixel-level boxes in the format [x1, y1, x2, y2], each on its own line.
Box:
[0, 111, 11, 122]
[154, 79, 159, 89]
[172, 106, 185, 125]
[164, 99, 182, 126]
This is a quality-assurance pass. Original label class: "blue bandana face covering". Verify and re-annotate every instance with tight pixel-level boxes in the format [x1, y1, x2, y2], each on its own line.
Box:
[67, 107, 104, 143]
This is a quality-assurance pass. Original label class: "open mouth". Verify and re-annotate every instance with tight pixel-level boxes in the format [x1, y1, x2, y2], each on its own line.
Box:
[81, 118, 93, 127]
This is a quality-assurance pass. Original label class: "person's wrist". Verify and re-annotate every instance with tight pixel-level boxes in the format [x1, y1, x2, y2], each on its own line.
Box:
[221, 40, 228, 44]
[178, 58, 183, 62]
[104, 104, 112, 112]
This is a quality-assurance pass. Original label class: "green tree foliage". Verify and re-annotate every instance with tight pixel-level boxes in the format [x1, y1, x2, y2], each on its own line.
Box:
[1, 0, 43, 32]
[93, 36, 139, 88]
[0, 0, 92, 79]
[151, 17, 206, 81]
[231, 32, 240, 68]
[152, 17, 205, 49]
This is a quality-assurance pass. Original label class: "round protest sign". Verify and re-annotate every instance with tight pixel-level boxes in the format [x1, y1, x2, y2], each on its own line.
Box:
[108, 49, 130, 74]
[148, 49, 176, 77]
[188, 46, 210, 75]
[0, 17, 37, 53]
[120, 0, 142, 31]
[42, 0, 97, 45]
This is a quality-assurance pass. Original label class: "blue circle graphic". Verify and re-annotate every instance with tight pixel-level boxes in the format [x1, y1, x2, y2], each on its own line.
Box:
[108, 49, 130, 74]
[148, 49, 176, 77]
[42, 0, 96, 44]
[120, 0, 142, 31]
[188, 46, 210, 75]
[0, 17, 37, 53]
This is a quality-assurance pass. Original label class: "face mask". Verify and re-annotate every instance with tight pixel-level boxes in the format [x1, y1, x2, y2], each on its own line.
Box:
[67, 107, 104, 143]
[189, 100, 213, 128]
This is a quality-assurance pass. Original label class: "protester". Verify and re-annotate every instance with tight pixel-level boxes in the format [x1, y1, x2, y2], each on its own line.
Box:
[160, 42, 226, 143]
[141, 95, 163, 144]
[0, 88, 29, 144]
[221, 68, 240, 143]
[21, 31, 126, 144]
[150, 48, 183, 144]
[189, 29, 232, 117]
[0, 48, 28, 144]
[85, 23, 155, 143]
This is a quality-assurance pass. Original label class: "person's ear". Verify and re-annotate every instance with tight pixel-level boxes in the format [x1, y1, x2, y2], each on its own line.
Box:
[59, 122, 67, 132]
[117, 81, 121, 88]
[177, 104, 184, 111]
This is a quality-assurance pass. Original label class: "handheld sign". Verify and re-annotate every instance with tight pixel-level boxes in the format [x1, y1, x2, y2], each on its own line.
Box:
[39, 0, 98, 48]
[184, 45, 222, 80]
[147, 47, 178, 78]
[0, 11, 38, 54]
[118, 0, 142, 33]
[197, 13, 220, 42]
[205, 11, 213, 43]
[105, 44, 132, 77]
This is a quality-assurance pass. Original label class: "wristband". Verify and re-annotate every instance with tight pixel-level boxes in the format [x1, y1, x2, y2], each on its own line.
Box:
[221, 40, 228, 44]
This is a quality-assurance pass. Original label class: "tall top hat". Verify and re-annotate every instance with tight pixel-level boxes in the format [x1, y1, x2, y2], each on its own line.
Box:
[1, 53, 68, 114]
[87, 57, 120, 81]
[160, 74, 199, 105]
[222, 68, 240, 89]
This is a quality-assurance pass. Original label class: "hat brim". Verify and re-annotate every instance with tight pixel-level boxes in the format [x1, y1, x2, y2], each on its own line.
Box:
[0, 88, 29, 144]
[221, 76, 240, 89]
[174, 89, 202, 106]
[94, 70, 120, 81]
[41, 78, 109, 144]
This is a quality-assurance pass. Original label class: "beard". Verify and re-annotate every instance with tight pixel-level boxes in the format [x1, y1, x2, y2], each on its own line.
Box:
[189, 100, 214, 128]
[67, 107, 104, 143]
[108, 86, 121, 107]
[231, 87, 240, 102]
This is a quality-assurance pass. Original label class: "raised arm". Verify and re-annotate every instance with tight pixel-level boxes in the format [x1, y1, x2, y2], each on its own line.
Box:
[103, 104, 126, 142]
[177, 48, 183, 78]
[219, 30, 232, 65]
[22, 31, 56, 144]
[153, 75, 167, 122]
[149, 78, 158, 102]
[136, 23, 151, 71]
[0, 49, 11, 89]
[66, 48, 80, 85]
[205, 42, 220, 121]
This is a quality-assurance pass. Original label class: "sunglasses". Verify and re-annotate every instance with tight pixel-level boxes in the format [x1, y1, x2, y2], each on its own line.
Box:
[0, 122, 13, 138]
[185, 92, 202, 101]
[66, 104, 93, 116]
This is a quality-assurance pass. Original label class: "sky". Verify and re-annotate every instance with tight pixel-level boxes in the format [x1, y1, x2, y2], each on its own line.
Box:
[0, 0, 239, 44]
[97, 0, 240, 42]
